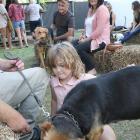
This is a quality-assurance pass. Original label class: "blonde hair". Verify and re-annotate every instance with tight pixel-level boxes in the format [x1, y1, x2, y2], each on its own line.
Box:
[46, 41, 85, 79]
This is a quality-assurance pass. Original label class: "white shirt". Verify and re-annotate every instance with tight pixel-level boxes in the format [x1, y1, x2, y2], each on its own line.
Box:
[0, 4, 7, 28]
[85, 14, 95, 37]
[26, 3, 43, 21]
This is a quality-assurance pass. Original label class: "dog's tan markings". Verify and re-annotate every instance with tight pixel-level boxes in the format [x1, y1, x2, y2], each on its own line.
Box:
[87, 111, 103, 140]
[88, 127, 103, 140]
[40, 122, 69, 140]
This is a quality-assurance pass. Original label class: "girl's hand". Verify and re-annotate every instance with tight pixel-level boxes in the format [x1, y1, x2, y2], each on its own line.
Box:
[0, 59, 24, 72]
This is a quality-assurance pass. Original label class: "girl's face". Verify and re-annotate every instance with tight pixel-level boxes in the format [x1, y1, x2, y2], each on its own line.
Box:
[52, 57, 72, 83]
[89, 0, 98, 7]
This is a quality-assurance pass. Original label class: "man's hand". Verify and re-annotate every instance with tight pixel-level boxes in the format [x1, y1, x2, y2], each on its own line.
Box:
[0, 59, 24, 72]
[7, 112, 31, 134]
[0, 100, 31, 134]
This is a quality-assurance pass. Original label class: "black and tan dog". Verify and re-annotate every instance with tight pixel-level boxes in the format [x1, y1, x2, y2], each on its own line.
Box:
[34, 27, 52, 68]
[41, 66, 140, 140]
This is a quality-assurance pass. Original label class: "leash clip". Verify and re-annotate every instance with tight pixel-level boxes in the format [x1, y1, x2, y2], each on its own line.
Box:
[41, 106, 50, 119]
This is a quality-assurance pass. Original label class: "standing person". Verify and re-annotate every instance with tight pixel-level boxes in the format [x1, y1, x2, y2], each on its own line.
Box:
[46, 42, 116, 140]
[104, 1, 116, 31]
[50, 0, 74, 43]
[72, 0, 110, 75]
[115, 0, 140, 44]
[8, 0, 29, 48]
[6, 0, 14, 48]
[25, 0, 44, 38]
[0, 58, 49, 140]
[0, 1, 10, 49]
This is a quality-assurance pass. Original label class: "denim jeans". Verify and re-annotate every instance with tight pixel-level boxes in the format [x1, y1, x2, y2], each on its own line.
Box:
[121, 27, 140, 43]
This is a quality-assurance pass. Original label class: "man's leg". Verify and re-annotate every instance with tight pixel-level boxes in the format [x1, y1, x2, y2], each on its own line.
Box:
[0, 67, 49, 139]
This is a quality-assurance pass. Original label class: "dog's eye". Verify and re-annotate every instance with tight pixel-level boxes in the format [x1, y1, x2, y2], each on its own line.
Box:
[38, 31, 42, 34]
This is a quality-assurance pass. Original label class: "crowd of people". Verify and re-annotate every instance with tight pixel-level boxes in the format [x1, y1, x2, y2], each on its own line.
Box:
[0, 0, 140, 140]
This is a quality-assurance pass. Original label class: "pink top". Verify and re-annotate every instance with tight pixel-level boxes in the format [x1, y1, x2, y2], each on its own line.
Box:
[50, 74, 96, 110]
[89, 5, 110, 51]
[8, 4, 24, 21]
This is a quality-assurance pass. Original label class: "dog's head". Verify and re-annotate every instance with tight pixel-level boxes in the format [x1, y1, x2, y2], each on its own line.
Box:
[40, 122, 84, 140]
[34, 27, 49, 41]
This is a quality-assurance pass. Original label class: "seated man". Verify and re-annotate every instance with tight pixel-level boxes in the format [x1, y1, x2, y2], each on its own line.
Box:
[0, 58, 49, 140]
[50, 0, 75, 43]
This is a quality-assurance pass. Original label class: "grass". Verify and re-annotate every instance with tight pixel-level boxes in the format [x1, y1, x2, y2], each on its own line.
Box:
[0, 42, 140, 140]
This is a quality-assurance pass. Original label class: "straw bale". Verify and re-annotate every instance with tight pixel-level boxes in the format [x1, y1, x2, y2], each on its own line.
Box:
[126, 33, 140, 45]
[94, 45, 140, 73]
[0, 123, 20, 140]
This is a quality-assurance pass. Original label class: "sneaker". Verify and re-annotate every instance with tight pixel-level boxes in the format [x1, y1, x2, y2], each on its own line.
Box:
[31, 125, 41, 140]
[114, 41, 122, 44]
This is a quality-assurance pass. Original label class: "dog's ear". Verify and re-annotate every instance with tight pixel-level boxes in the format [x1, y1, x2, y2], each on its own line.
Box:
[44, 28, 48, 34]
[34, 27, 40, 40]
[40, 122, 53, 140]
[34, 27, 40, 34]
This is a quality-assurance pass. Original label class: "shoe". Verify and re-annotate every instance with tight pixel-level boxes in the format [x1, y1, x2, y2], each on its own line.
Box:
[114, 41, 122, 44]
[25, 45, 29, 48]
[31, 125, 41, 140]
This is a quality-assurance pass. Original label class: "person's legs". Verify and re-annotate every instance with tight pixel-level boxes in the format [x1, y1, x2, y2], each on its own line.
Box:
[6, 28, 12, 49]
[100, 125, 116, 140]
[20, 20, 28, 47]
[76, 40, 96, 73]
[121, 27, 140, 43]
[13, 21, 24, 48]
[0, 27, 7, 49]
[0, 67, 49, 140]
[30, 20, 41, 39]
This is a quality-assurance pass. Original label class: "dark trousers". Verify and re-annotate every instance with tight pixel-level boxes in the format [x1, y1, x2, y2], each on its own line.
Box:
[29, 19, 41, 33]
[72, 39, 106, 72]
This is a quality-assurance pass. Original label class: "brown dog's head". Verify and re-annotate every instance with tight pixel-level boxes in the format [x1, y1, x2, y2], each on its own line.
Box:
[40, 122, 84, 140]
[34, 27, 49, 41]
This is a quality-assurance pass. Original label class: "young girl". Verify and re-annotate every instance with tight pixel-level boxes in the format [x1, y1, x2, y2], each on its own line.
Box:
[46, 41, 116, 140]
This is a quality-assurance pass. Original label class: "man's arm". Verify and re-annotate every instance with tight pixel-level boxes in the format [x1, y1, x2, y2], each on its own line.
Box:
[0, 100, 31, 133]
[54, 28, 74, 41]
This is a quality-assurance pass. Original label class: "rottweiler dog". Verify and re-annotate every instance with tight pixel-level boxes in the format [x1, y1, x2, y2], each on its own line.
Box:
[41, 66, 140, 140]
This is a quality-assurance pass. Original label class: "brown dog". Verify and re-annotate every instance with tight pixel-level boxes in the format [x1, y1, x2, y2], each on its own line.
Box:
[34, 27, 52, 68]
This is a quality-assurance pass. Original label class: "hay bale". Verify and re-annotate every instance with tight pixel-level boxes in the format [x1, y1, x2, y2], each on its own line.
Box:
[126, 32, 140, 44]
[0, 123, 20, 140]
[94, 45, 140, 73]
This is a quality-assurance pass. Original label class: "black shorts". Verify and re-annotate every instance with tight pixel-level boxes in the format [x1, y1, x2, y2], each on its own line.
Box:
[29, 19, 41, 33]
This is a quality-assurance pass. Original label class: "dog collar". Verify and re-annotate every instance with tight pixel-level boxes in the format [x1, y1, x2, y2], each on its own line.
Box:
[52, 111, 83, 136]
